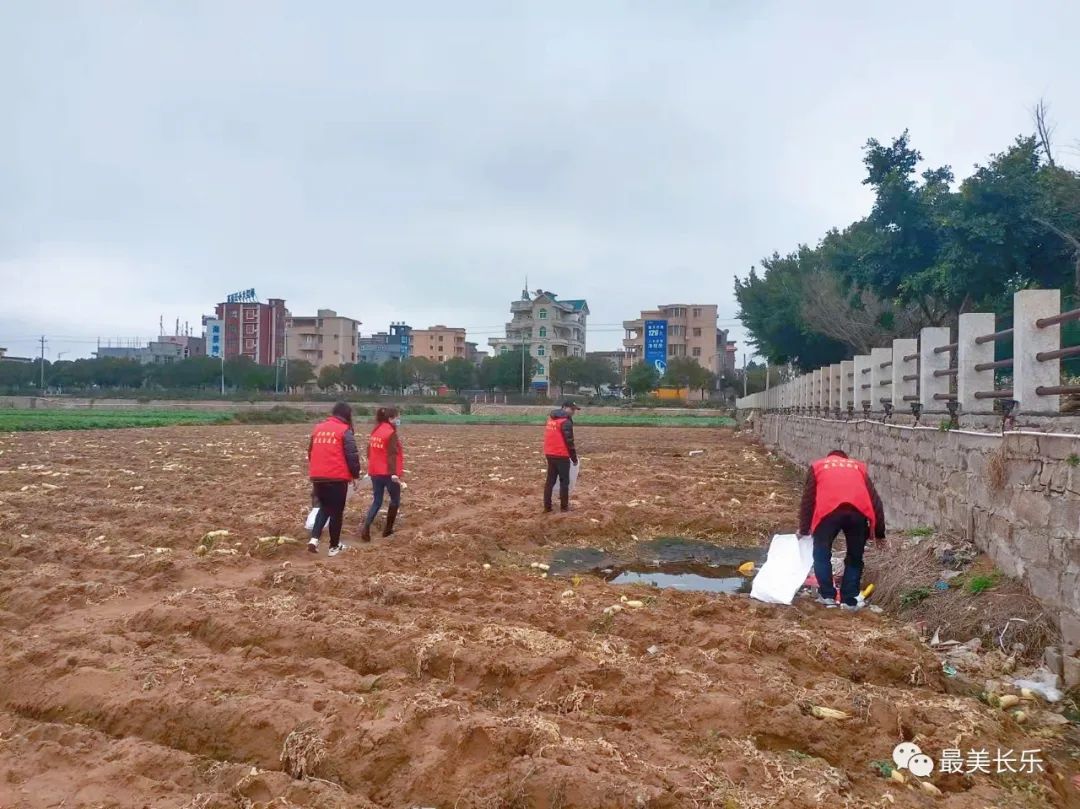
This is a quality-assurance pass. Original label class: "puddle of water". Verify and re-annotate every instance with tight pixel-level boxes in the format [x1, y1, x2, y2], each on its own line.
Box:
[607, 562, 753, 595]
[549, 537, 765, 595]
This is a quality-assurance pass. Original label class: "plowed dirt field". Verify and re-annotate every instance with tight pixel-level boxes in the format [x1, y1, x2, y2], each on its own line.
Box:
[0, 424, 1075, 808]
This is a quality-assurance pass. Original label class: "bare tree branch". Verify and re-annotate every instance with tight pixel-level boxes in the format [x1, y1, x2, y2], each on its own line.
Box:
[1034, 98, 1057, 168]
[798, 271, 930, 354]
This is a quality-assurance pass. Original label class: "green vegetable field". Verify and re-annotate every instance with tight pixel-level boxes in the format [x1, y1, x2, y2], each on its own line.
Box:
[0, 408, 735, 432]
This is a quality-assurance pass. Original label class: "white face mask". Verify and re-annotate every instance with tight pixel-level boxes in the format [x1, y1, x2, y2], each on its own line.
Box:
[391, 417, 402, 427]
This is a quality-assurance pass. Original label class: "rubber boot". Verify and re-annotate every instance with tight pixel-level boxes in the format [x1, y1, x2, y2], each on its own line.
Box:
[361, 520, 372, 542]
[383, 505, 399, 538]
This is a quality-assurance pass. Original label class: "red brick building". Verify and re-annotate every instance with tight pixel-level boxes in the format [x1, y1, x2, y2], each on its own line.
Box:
[215, 298, 287, 365]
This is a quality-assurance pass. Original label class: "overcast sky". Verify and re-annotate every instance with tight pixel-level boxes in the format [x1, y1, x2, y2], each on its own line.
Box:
[2, 1, 1079, 360]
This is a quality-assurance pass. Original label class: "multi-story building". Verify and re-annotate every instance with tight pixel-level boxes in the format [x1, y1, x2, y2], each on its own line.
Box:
[622, 304, 736, 378]
[0, 347, 32, 363]
[488, 289, 589, 391]
[358, 323, 412, 365]
[465, 341, 486, 365]
[148, 335, 206, 363]
[215, 298, 288, 365]
[411, 325, 466, 363]
[286, 309, 361, 372]
[94, 335, 205, 364]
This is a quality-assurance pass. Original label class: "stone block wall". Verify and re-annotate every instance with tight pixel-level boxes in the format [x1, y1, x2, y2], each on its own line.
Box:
[755, 414, 1080, 685]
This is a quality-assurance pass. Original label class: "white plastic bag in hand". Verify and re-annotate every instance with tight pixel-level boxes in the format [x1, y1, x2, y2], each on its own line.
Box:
[569, 460, 580, 492]
[304, 507, 320, 532]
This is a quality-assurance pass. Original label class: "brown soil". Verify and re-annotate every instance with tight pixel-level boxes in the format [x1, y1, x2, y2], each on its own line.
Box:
[0, 424, 1076, 808]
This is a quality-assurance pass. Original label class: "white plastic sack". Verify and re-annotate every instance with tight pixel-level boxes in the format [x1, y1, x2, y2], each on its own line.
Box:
[750, 533, 815, 605]
[304, 507, 320, 531]
[1011, 668, 1064, 703]
[569, 460, 580, 492]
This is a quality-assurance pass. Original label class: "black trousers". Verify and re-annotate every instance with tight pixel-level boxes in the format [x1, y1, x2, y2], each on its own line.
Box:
[311, 480, 349, 547]
[812, 507, 869, 605]
[544, 456, 571, 511]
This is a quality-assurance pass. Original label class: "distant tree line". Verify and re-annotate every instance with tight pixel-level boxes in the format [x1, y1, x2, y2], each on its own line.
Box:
[735, 113, 1080, 370]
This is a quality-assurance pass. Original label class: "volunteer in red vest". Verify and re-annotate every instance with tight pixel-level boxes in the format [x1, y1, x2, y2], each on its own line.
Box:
[362, 406, 405, 541]
[797, 449, 886, 610]
[307, 402, 362, 557]
[543, 401, 579, 513]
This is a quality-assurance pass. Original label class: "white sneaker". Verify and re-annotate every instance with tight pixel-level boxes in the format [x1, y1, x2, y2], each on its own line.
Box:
[307, 539, 319, 553]
[840, 602, 864, 612]
[815, 596, 837, 607]
[328, 543, 347, 557]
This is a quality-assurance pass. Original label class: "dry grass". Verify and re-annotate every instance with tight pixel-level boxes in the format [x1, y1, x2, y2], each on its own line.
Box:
[986, 445, 1007, 492]
[279, 722, 327, 779]
[869, 538, 1057, 660]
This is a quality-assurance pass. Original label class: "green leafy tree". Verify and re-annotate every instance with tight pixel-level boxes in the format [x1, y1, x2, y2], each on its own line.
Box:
[548, 356, 587, 396]
[626, 362, 659, 397]
[582, 355, 620, 394]
[402, 356, 440, 388]
[379, 357, 404, 391]
[478, 350, 537, 392]
[347, 361, 382, 391]
[0, 359, 38, 390]
[285, 360, 315, 389]
[439, 357, 476, 392]
[662, 357, 711, 392]
[318, 364, 344, 390]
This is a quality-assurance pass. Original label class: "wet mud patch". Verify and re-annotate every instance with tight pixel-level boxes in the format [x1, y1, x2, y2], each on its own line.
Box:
[548, 537, 765, 594]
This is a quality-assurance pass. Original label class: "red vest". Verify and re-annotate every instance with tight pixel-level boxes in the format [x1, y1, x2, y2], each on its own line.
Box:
[810, 456, 876, 537]
[368, 422, 403, 476]
[308, 417, 351, 480]
[544, 416, 570, 458]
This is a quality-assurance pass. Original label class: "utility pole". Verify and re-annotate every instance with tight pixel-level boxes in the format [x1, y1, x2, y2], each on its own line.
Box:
[220, 350, 225, 396]
[742, 353, 747, 397]
[39, 336, 47, 389]
[521, 337, 526, 396]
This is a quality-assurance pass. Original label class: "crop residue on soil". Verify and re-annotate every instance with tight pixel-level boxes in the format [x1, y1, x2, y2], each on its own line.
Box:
[0, 423, 1076, 808]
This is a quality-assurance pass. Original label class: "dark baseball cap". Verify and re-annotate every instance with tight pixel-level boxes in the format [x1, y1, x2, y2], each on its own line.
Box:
[562, 400, 581, 410]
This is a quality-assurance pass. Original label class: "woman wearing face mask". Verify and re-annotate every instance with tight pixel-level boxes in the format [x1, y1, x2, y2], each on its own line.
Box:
[362, 406, 404, 541]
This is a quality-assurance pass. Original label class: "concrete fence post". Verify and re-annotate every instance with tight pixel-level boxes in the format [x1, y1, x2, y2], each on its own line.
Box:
[814, 369, 825, 413]
[957, 313, 996, 414]
[839, 360, 855, 414]
[920, 327, 952, 411]
[870, 347, 892, 411]
[853, 354, 872, 411]
[892, 338, 918, 414]
[1014, 289, 1061, 414]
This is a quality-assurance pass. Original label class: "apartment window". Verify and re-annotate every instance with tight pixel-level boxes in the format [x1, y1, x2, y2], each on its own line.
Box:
[693, 327, 702, 337]
[244, 338, 256, 349]
[693, 308, 702, 318]
[537, 363, 545, 375]
[693, 347, 702, 357]
[244, 324, 255, 335]
[439, 355, 445, 362]
[318, 350, 323, 360]
[501, 347, 508, 354]
[539, 309, 547, 319]
[438, 335, 444, 342]
[537, 346, 545, 356]
[539, 327, 546, 337]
